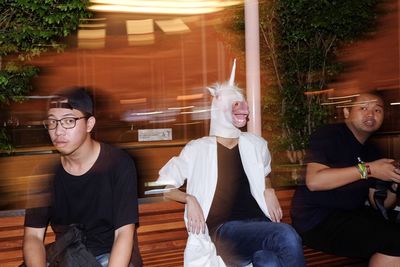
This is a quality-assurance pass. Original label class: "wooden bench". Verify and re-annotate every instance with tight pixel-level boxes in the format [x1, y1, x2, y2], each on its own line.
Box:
[0, 189, 367, 267]
[138, 199, 186, 267]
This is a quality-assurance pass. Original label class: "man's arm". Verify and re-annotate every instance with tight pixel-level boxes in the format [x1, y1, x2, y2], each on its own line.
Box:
[306, 159, 400, 191]
[164, 186, 205, 234]
[23, 227, 46, 267]
[108, 224, 135, 267]
[264, 177, 282, 222]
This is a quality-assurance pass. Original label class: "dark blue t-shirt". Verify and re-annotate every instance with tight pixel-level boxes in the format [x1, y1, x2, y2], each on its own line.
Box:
[290, 123, 380, 233]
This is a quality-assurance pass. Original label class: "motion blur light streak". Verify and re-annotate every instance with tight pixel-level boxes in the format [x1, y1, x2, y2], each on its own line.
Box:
[303, 88, 334, 95]
[176, 93, 203, 100]
[89, 5, 218, 14]
[328, 94, 360, 100]
[336, 99, 378, 108]
[90, 0, 241, 8]
[88, 0, 242, 14]
[120, 98, 148, 104]
[320, 100, 352, 106]
[180, 108, 211, 114]
[131, 111, 164, 116]
[26, 96, 58, 99]
[150, 118, 177, 124]
[174, 121, 202, 126]
[168, 105, 195, 110]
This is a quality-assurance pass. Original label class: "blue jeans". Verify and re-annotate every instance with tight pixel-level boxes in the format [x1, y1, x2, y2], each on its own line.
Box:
[212, 218, 305, 267]
[95, 253, 135, 267]
[96, 253, 111, 267]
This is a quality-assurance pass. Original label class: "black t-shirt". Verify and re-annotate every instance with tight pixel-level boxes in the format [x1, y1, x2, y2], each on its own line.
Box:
[206, 143, 265, 234]
[24, 143, 139, 256]
[290, 123, 381, 233]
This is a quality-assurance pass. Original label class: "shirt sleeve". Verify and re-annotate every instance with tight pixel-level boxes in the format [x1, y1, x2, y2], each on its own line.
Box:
[306, 130, 333, 166]
[262, 139, 272, 176]
[112, 151, 139, 229]
[24, 207, 50, 228]
[157, 141, 194, 188]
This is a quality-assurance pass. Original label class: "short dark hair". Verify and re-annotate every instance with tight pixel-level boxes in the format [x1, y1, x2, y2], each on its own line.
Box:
[49, 86, 94, 116]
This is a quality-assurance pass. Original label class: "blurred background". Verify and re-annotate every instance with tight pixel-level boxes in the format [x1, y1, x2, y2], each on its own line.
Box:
[0, 0, 399, 209]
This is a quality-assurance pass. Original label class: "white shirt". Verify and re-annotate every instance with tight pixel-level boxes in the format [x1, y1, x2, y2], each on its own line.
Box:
[157, 132, 272, 266]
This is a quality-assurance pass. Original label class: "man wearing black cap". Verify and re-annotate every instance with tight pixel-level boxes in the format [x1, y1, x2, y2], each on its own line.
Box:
[22, 87, 139, 266]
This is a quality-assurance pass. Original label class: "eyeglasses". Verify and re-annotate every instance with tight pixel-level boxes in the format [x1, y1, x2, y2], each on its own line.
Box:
[43, 117, 87, 130]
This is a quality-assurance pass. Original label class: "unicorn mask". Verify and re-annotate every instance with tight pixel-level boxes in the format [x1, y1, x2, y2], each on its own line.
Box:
[208, 60, 249, 138]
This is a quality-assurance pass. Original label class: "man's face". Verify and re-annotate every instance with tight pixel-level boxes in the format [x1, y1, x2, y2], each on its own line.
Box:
[344, 94, 384, 135]
[46, 107, 91, 155]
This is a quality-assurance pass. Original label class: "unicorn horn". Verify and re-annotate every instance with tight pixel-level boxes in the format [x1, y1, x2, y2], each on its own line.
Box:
[228, 59, 236, 86]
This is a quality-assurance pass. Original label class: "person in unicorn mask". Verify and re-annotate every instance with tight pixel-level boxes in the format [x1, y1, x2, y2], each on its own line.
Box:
[156, 61, 305, 267]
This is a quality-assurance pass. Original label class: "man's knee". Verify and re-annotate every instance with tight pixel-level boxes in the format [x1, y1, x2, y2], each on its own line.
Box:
[264, 223, 306, 266]
[273, 223, 302, 247]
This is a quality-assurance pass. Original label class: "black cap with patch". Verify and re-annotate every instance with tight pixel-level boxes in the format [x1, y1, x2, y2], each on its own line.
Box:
[49, 87, 94, 116]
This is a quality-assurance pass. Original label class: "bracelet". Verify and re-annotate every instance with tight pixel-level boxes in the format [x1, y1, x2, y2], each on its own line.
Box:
[356, 164, 367, 179]
[356, 157, 368, 179]
[365, 163, 371, 175]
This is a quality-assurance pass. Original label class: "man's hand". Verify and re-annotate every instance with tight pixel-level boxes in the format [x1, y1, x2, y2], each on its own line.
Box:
[186, 195, 206, 234]
[369, 159, 400, 183]
[393, 161, 400, 175]
[264, 188, 282, 222]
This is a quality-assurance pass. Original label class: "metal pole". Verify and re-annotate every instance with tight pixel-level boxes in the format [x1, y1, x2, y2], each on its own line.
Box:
[244, 0, 261, 135]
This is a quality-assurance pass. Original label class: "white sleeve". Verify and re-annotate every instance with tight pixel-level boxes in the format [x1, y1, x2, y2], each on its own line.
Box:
[262, 139, 272, 176]
[157, 142, 194, 188]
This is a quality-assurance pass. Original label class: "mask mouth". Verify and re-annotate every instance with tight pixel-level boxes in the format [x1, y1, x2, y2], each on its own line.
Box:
[232, 113, 248, 128]
[232, 101, 249, 128]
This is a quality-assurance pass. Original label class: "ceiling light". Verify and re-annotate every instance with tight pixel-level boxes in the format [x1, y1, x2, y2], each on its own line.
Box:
[88, 0, 242, 15]
[155, 19, 190, 34]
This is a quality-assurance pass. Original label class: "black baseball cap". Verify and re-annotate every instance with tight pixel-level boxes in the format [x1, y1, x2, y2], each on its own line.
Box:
[49, 86, 94, 116]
